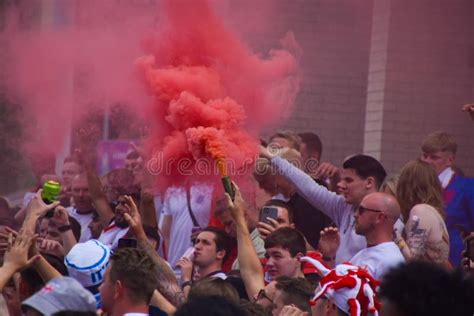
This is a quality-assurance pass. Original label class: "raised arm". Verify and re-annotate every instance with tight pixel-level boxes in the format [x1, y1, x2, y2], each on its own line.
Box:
[140, 166, 159, 229]
[30, 236, 63, 282]
[462, 103, 474, 121]
[77, 149, 114, 227]
[140, 190, 158, 229]
[20, 190, 59, 235]
[224, 182, 264, 300]
[261, 146, 347, 225]
[51, 206, 77, 255]
[123, 195, 185, 307]
[0, 233, 41, 291]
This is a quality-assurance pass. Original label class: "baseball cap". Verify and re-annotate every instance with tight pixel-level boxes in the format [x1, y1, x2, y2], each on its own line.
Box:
[21, 277, 96, 314]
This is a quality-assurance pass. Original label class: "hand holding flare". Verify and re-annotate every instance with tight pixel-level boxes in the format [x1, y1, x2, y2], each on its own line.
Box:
[216, 158, 235, 200]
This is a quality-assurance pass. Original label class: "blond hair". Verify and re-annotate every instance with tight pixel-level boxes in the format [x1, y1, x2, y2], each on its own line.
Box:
[381, 175, 400, 197]
[253, 148, 301, 195]
[269, 131, 302, 150]
[396, 160, 445, 221]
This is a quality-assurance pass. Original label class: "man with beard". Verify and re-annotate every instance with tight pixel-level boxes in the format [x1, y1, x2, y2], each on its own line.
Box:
[98, 193, 140, 250]
[80, 147, 141, 249]
[348, 192, 404, 280]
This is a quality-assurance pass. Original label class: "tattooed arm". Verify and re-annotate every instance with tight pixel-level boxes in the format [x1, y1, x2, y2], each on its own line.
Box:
[404, 205, 432, 260]
[122, 195, 185, 307]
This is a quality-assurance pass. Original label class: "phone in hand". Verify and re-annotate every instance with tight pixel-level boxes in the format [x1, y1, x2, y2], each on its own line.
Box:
[259, 206, 278, 224]
[118, 238, 137, 249]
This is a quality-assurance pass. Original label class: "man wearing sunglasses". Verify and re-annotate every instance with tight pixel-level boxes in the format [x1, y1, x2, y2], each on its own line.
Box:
[350, 192, 405, 280]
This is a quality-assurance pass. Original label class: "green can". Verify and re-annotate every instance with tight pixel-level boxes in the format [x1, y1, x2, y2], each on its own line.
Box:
[42, 180, 61, 204]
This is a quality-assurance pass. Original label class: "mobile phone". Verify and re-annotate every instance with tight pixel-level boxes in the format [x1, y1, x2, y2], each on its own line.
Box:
[118, 238, 137, 249]
[259, 206, 278, 224]
[467, 239, 474, 261]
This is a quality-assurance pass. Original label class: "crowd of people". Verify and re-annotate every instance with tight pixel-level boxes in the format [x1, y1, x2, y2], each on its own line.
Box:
[0, 107, 473, 315]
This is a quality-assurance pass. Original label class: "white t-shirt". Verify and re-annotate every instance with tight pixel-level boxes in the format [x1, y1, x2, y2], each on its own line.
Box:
[98, 220, 129, 250]
[161, 184, 213, 271]
[350, 241, 405, 280]
[67, 207, 93, 243]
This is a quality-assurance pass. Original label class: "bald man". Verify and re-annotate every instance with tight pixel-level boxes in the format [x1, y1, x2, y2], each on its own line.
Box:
[349, 192, 405, 280]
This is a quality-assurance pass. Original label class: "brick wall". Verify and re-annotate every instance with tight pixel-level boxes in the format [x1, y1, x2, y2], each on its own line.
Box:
[247, 0, 374, 166]
[365, 0, 474, 175]
[247, 0, 473, 175]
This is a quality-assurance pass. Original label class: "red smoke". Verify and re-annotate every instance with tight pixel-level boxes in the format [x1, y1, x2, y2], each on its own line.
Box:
[138, 0, 300, 187]
[1, 0, 300, 190]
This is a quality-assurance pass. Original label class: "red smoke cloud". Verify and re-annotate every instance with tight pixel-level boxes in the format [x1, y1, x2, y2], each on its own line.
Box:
[138, 0, 300, 187]
[1, 0, 300, 189]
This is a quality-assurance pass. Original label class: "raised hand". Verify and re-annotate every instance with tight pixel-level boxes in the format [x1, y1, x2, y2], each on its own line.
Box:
[279, 305, 309, 316]
[256, 217, 280, 239]
[175, 256, 194, 281]
[259, 145, 274, 160]
[37, 238, 65, 258]
[223, 182, 246, 222]
[462, 104, 474, 121]
[318, 226, 340, 259]
[123, 195, 144, 238]
[25, 190, 60, 220]
[51, 206, 70, 227]
[314, 162, 340, 179]
[3, 233, 41, 273]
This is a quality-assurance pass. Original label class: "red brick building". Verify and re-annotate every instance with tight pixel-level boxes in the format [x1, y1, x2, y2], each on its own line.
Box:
[244, 0, 474, 175]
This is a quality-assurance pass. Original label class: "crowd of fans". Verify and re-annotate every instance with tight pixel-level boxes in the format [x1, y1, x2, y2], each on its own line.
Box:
[0, 105, 473, 315]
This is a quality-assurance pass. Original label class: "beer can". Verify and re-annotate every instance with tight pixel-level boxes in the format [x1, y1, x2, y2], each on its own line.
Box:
[42, 180, 61, 203]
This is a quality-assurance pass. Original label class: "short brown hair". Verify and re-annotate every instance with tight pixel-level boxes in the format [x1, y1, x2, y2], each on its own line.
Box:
[421, 131, 457, 155]
[188, 278, 239, 304]
[298, 132, 323, 158]
[109, 248, 158, 304]
[200, 227, 232, 263]
[275, 276, 314, 313]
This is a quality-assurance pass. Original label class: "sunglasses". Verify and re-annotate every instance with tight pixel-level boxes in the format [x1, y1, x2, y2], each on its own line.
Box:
[357, 205, 384, 214]
[254, 289, 273, 304]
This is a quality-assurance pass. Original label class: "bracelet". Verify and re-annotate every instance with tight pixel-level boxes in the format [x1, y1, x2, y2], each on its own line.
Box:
[58, 225, 72, 232]
[181, 280, 192, 289]
[397, 239, 407, 250]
